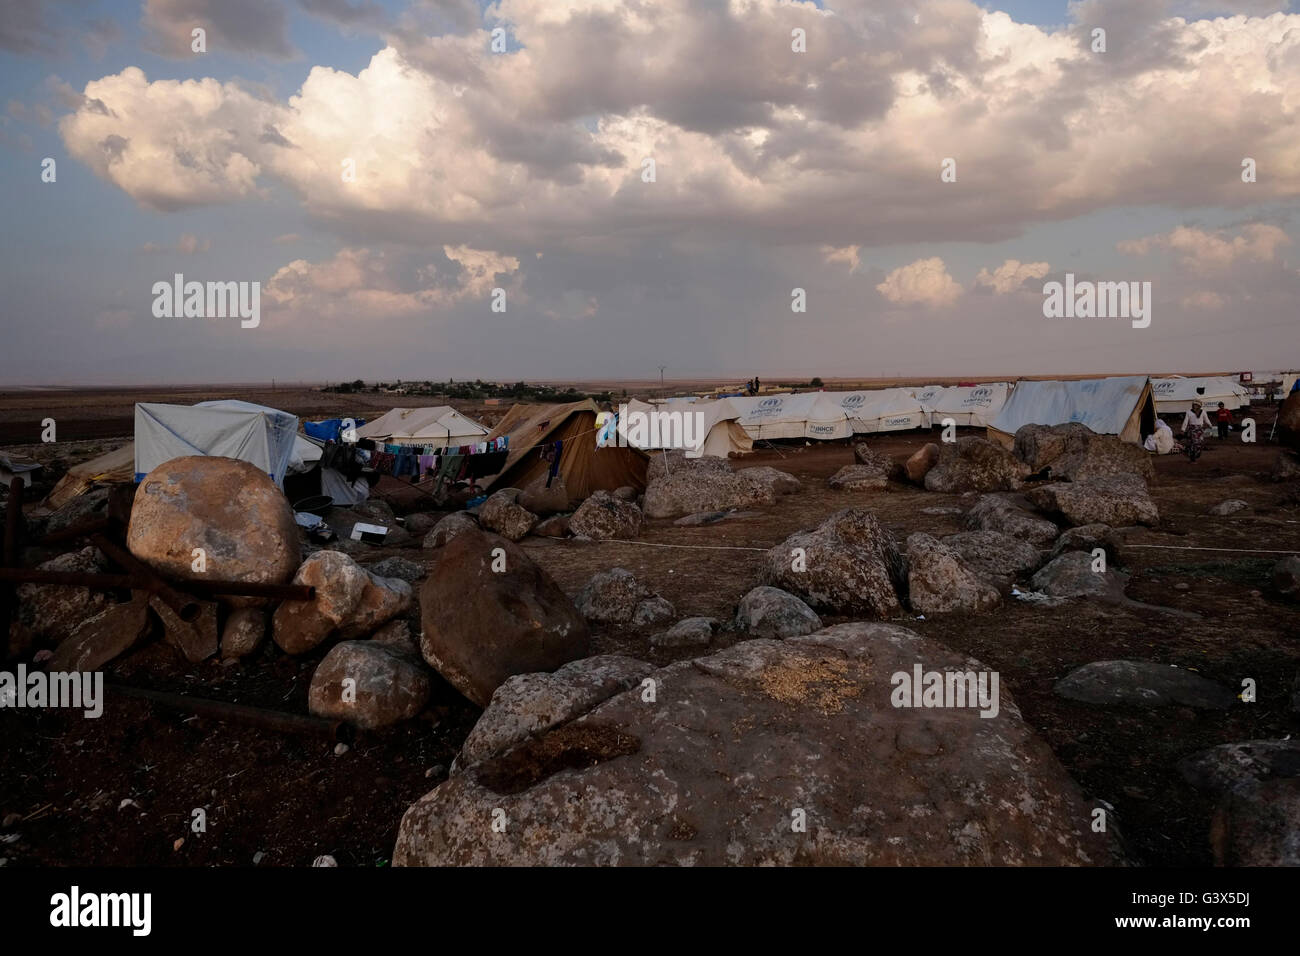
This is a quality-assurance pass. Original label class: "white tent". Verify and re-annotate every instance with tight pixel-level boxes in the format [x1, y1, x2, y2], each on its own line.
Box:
[620, 398, 752, 458]
[987, 376, 1155, 448]
[354, 406, 489, 447]
[134, 400, 300, 485]
[1150, 376, 1251, 414]
[826, 389, 927, 433]
[728, 390, 925, 441]
[915, 383, 1012, 427]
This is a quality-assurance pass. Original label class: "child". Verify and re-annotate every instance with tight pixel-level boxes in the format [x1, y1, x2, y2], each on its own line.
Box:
[1215, 402, 1232, 440]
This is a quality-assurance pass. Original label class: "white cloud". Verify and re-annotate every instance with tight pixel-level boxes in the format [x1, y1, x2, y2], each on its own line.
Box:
[822, 244, 862, 274]
[974, 259, 1050, 294]
[876, 257, 963, 308]
[1118, 224, 1291, 270]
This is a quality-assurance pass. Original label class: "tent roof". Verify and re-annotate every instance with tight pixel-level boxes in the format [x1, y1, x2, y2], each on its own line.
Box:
[988, 376, 1152, 444]
[1150, 376, 1250, 405]
[355, 406, 489, 443]
[135, 401, 300, 485]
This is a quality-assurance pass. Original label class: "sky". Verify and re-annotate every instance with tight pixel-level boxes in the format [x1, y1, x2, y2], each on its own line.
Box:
[1, 0, 1297, 385]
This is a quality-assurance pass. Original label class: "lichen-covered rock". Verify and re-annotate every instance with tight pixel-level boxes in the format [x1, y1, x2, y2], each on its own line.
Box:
[574, 568, 675, 627]
[963, 495, 1059, 546]
[736, 466, 801, 496]
[941, 530, 1043, 587]
[1030, 551, 1128, 600]
[1180, 739, 1300, 866]
[518, 476, 570, 516]
[221, 607, 265, 660]
[650, 617, 718, 649]
[16, 546, 112, 646]
[923, 437, 1028, 494]
[308, 641, 431, 729]
[394, 623, 1123, 866]
[477, 491, 538, 542]
[1026, 475, 1158, 528]
[827, 464, 888, 491]
[905, 443, 941, 483]
[273, 550, 409, 654]
[568, 491, 642, 540]
[1013, 422, 1154, 482]
[643, 469, 774, 519]
[761, 509, 904, 617]
[1055, 660, 1235, 710]
[905, 533, 1001, 614]
[422, 512, 477, 549]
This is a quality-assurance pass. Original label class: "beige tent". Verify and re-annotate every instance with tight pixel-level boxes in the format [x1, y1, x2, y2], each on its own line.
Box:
[355, 406, 489, 446]
[485, 401, 648, 500]
[44, 443, 135, 510]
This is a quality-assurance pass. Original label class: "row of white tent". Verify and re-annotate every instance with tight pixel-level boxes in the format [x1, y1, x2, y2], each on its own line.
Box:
[638, 374, 1260, 456]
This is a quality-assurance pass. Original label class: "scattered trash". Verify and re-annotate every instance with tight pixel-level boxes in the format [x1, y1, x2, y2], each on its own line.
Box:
[312, 855, 338, 867]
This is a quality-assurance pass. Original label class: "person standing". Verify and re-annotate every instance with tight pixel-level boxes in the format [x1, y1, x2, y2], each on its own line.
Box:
[1215, 402, 1232, 440]
[1181, 401, 1210, 462]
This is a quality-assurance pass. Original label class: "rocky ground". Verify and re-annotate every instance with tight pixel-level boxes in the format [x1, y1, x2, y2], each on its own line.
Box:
[1, 422, 1297, 866]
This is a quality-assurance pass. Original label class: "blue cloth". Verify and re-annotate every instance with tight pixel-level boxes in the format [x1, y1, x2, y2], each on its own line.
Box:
[304, 418, 365, 442]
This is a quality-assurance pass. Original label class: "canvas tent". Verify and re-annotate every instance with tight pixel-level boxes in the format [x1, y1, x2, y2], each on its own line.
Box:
[914, 383, 1012, 427]
[1150, 377, 1250, 414]
[619, 398, 752, 458]
[135, 400, 300, 485]
[355, 406, 488, 447]
[485, 400, 647, 500]
[44, 442, 135, 509]
[987, 376, 1155, 448]
[728, 389, 925, 441]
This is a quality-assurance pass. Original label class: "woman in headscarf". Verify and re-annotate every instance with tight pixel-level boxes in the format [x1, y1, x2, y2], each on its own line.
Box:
[1181, 400, 1210, 462]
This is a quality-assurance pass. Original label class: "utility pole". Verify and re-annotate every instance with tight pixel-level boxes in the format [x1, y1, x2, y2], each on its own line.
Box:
[659, 365, 667, 389]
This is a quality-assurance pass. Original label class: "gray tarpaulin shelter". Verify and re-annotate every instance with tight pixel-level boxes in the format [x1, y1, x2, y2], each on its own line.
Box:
[987, 376, 1156, 447]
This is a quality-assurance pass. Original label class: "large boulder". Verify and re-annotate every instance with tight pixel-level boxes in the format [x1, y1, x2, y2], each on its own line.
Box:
[1049, 524, 1113, 560]
[733, 586, 822, 640]
[905, 534, 1001, 614]
[1272, 450, 1300, 481]
[458, 655, 654, 768]
[924, 437, 1028, 494]
[646, 450, 731, 482]
[827, 465, 888, 492]
[941, 530, 1043, 587]
[517, 476, 570, 516]
[127, 456, 300, 597]
[1014, 422, 1154, 482]
[1026, 475, 1158, 528]
[272, 550, 410, 654]
[574, 568, 675, 627]
[15, 546, 112, 647]
[476, 491, 537, 542]
[735, 466, 802, 496]
[1277, 391, 1300, 451]
[567, 491, 642, 540]
[760, 509, 904, 617]
[1055, 660, 1235, 710]
[905, 443, 940, 484]
[963, 495, 1059, 546]
[651, 617, 718, 649]
[422, 512, 477, 549]
[393, 623, 1122, 866]
[1180, 739, 1300, 866]
[308, 641, 431, 730]
[419, 529, 589, 707]
[643, 469, 775, 519]
[853, 444, 904, 480]
[1030, 551, 1127, 600]
[1274, 556, 1300, 599]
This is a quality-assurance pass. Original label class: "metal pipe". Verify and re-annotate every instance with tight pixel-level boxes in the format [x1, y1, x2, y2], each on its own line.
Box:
[90, 533, 201, 623]
[35, 516, 113, 547]
[106, 682, 351, 741]
[0, 568, 314, 601]
[2, 477, 24, 661]
[184, 580, 316, 601]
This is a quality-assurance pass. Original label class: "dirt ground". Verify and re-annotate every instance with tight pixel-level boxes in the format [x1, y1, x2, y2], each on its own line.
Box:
[1, 409, 1297, 867]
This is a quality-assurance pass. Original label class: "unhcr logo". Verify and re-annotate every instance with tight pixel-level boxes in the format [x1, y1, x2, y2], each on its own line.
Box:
[971, 387, 992, 400]
[597, 405, 706, 456]
[840, 394, 866, 409]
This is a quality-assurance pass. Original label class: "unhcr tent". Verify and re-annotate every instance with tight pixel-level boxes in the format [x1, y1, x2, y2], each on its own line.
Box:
[915, 383, 1012, 427]
[135, 400, 299, 485]
[620, 399, 752, 458]
[830, 389, 927, 433]
[485, 400, 647, 500]
[1150, 377, 1250, 414]
[355, 406, 488, 447]
[987, 376, 1155, 448]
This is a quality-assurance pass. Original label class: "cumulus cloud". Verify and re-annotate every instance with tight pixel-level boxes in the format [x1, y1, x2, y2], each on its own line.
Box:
[50, 2, 1300, 250]
[822, 244, 862, 273]
[142, 0, 295, 59]
[264, 246, 520, 320]
[974, 259, 1051, 293]
[1118, 223, 1291, 269]
[876, 257, 963, 307]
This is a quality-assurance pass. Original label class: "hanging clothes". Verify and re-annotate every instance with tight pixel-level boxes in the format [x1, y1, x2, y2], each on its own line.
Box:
[546, 439, 563, 487]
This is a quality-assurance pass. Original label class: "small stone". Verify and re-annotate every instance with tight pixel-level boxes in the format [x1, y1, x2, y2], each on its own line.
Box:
[312, 854, 338, 867]
[173, 837, 185, 851]
[253, 851, 265, 865]
[334, 742, 349, 756]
